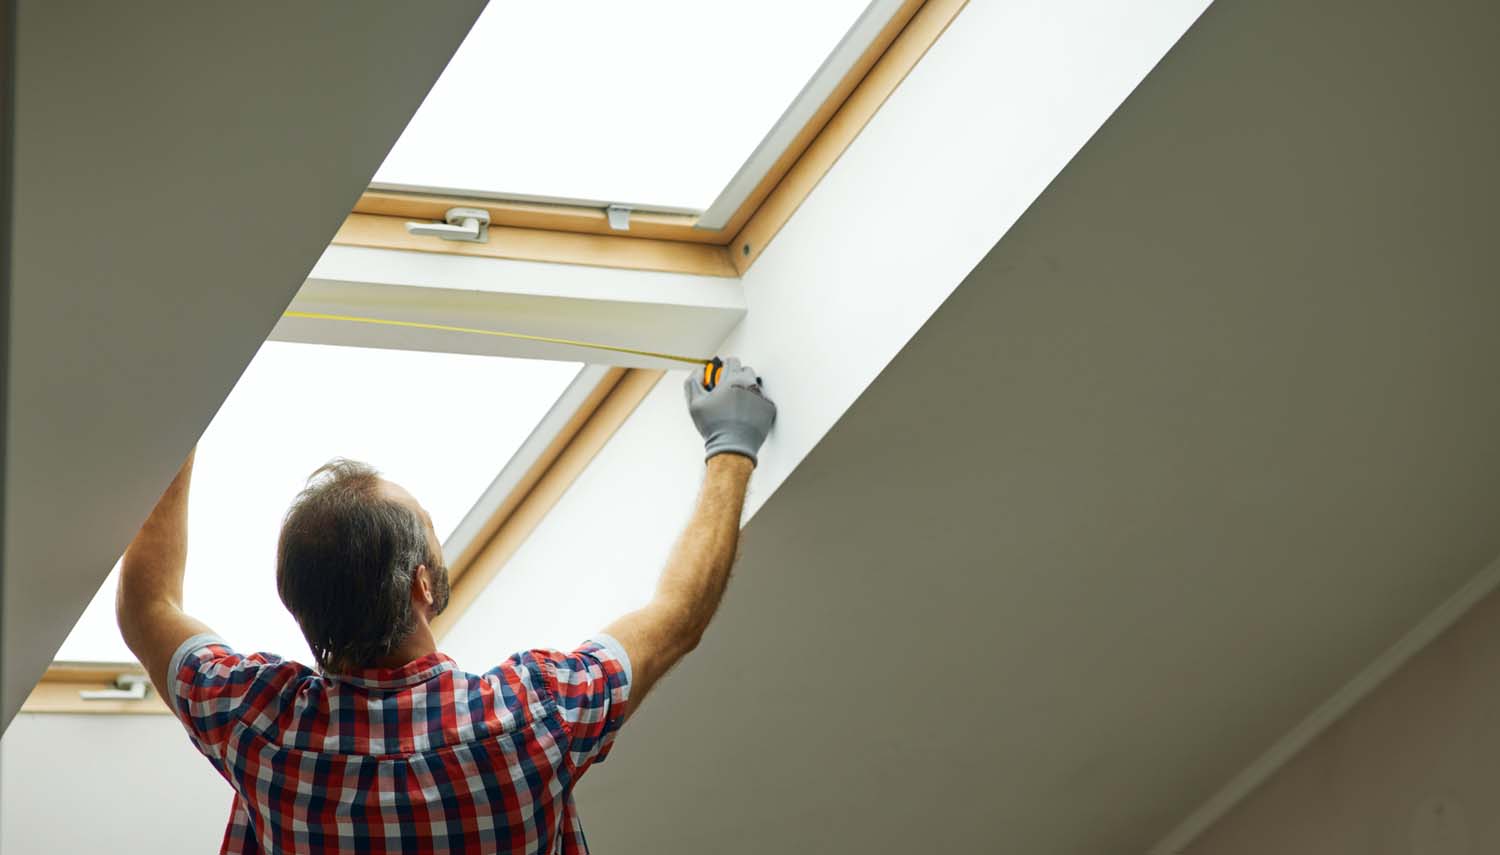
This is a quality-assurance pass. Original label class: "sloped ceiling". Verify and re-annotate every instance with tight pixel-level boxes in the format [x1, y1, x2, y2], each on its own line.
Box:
[580, 0, 1500, 851]
[1, 1, 485, 727]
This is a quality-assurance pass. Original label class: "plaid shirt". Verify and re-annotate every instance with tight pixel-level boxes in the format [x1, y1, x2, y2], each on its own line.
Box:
[169, 633, 631, 854]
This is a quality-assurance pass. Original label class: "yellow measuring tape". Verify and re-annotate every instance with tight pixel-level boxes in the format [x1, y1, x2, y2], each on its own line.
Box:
[282, 311, 713, 366]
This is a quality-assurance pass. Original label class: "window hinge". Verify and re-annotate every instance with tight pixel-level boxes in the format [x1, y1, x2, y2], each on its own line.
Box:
[606, 205, 631, 231]
[404, 206, 490, 243]
[79, 673, 151, 701]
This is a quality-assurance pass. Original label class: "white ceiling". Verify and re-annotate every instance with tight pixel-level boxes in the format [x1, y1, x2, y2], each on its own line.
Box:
[576, 0, 1500, 851]
[1, 0, 486, 726]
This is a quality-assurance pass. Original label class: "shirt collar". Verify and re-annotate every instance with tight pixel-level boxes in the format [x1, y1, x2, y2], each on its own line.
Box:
[327, 651, 456, 690]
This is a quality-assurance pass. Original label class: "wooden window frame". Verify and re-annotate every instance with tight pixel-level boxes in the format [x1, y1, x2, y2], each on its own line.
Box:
[338, 0, 967, 276]
[23, 0, 965, 713]
[24, 663, 162, 715]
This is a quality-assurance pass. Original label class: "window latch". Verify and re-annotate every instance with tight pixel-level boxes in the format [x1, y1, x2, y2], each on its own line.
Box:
[606, 205, 631, 231]
[404, 206, 490, 243]
[79, 673, 150, 701]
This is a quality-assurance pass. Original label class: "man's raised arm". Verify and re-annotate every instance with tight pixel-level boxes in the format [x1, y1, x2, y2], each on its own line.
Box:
[603, 358, 776, 712]
[116, 449, 216, 696]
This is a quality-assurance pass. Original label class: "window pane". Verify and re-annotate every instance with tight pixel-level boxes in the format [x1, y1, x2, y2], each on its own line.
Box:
[56, 342, 581, 665]
[374, 0, 872, 210]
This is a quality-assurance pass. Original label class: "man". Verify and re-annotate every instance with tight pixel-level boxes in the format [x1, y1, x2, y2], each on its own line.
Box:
[116, 358, 776, 854]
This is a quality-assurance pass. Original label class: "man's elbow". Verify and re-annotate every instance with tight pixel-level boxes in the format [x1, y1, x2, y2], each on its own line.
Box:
[647, 598, 711, 660]
[114, 592, 148, 651]
[114, 584, 173, 649]
[677, 624, 706, 656]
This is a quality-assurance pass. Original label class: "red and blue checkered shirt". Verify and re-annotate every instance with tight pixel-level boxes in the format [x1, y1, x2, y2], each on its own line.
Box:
[169, 633, 631, 854]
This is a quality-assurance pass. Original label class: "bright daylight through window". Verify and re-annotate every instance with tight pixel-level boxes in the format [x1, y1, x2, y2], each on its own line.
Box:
[56, 342, 582, 665]
[374, 0, 872, 211]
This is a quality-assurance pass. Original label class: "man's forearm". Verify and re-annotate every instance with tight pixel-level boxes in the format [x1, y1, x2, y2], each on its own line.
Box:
[653, 453, 753, 644]
[603, 452, 754, 707]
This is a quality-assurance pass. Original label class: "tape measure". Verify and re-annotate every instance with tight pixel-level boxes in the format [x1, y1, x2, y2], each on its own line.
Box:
[283, 311, 726, 388]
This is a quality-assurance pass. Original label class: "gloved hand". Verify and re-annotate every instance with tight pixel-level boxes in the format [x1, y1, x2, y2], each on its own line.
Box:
[684, 357, 776, 466]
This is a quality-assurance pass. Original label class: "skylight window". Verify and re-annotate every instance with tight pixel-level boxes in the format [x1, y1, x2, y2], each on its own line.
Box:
[55, 342, 581, 665]
[373, 0, 874, 211]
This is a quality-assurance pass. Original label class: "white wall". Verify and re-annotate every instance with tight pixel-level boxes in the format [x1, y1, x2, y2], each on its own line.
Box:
[1, 714, 231, 854]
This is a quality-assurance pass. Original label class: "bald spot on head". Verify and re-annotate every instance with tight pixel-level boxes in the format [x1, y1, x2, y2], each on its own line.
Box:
[378, 479, 444, 570]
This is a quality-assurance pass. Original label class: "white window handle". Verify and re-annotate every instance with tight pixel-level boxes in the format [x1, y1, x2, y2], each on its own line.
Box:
[606, 205, 632, 231]
[79, 673, 151, 701]
[404, 207, 490, 243]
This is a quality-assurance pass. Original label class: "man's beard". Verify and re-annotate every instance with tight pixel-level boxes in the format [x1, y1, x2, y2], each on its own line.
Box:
[428, 561, 452, 618]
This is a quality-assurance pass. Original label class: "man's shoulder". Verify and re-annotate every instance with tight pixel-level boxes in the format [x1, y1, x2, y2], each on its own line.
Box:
[462, 639, 632, 722]
[174, 635, 316, 679]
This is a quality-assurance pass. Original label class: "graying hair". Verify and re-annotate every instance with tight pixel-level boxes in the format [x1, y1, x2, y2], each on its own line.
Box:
[275, 458, 434, 673]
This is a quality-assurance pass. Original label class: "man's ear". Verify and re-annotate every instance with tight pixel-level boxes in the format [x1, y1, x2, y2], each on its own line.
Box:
[412, 565, 435, 608]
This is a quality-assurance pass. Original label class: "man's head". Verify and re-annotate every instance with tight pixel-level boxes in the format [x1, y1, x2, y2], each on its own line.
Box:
[276, 459, 449, 673]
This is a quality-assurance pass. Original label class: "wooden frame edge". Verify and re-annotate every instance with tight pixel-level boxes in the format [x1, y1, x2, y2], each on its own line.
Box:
[356, 191, 713, 243]
[433, 368, 664, 639]
[333, 214, 738, 278]
[708, 0, 927, 242]
[729, 0, 968, 272]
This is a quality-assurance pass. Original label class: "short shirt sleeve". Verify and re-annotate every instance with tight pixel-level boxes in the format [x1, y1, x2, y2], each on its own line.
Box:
[168, 633, 293, 763]
[527, 634, 632, 775]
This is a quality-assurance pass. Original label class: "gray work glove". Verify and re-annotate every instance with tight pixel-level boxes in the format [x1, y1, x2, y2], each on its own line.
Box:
[684, 357, 776, 465]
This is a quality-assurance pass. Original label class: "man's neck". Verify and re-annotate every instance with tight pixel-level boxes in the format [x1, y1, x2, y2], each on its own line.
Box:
[373, 622, 439, 669]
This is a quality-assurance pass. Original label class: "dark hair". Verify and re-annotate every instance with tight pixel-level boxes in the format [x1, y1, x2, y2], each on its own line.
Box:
[276, 459, 445, 673]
